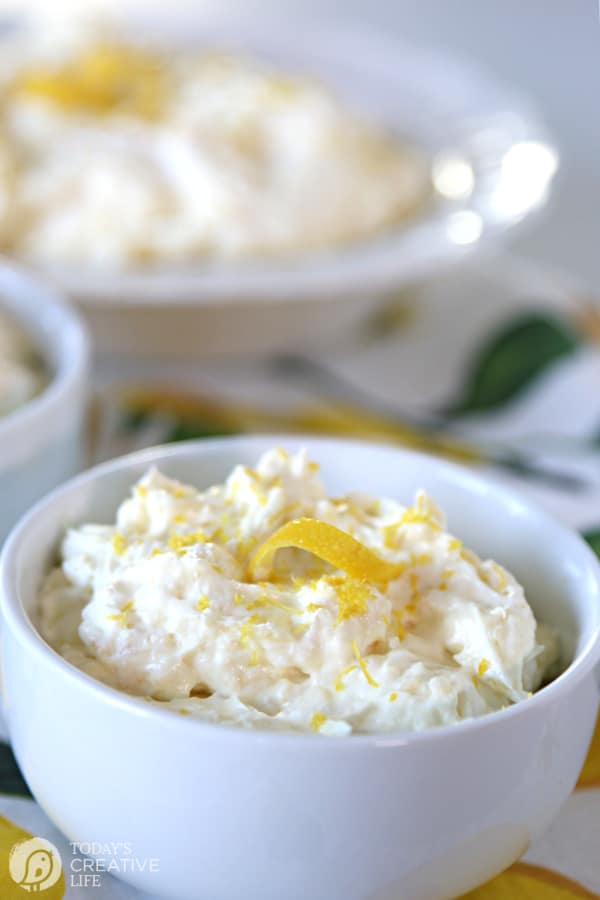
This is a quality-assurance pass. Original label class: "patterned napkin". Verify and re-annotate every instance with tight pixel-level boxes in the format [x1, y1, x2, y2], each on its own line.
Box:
[1, 253, 598, 898]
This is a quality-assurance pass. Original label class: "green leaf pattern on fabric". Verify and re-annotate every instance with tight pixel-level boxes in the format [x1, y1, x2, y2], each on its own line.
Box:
[449, 313, 580, 415]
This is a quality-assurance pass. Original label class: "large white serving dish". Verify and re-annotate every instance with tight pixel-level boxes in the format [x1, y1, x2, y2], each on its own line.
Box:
[9, 13, 557, 356]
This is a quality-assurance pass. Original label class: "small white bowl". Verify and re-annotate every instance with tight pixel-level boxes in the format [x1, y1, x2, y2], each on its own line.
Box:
[1, 436, 599, 900]
[0, 264, 90, 544]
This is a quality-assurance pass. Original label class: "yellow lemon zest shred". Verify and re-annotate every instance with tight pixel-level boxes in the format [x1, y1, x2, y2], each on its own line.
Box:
[245, 596, 298, 615]
[389, 692, 398, 702]
[310, 712, 327, 732]
[351, 640, 379, 688]
[107, 600, 134, 627]
[410, 552, 432, 566]
[324, 574, 373, 626]
[112, 533, 127, 556]
[438, 569, 454, 591]
[391, 610, 406, 640]
[196, 595, 210, 612]
[478, 658, 490, 677]
[333, 664, 357, 692]
[168, 530, 206, 552]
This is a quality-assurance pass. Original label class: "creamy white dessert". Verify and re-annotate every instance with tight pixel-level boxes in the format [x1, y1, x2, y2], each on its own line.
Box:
[38, 449, 560, 735]
[0, 309, 44, 417]
[0, 33, 428, 268]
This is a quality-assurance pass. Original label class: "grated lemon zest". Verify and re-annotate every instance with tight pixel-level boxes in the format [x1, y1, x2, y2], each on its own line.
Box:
[245, 596, 298, 615]
[112, 533, 127, 556]
[410, 552, 432, 566]
[392, 610, 406, 640]
[310, 712, 326, 731]
[107, 600, 134, 627]
[196, 595, 210, 612]
[333, 664, 357, 692]
[351, 640, 379, 688]
[389, 692, 398, 702]
[324, 574, 373, 626]
[477, 658, 490, 677]
[439, 569, 454, 591]
[168, 530, 206, 552]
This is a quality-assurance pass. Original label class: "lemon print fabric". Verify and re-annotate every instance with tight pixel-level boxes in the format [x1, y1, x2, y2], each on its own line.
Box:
[462, 862, 599, 899]
[577, 714, 600, 789]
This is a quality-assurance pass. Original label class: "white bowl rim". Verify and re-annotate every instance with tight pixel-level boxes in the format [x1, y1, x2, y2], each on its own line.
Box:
[2, 434, 599, 749]
[0, 262, 90, 441]
[5, 13, 556, 306]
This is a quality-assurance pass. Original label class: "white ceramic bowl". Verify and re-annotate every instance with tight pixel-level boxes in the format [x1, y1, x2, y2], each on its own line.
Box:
[1, 436, 599, 900]
[19, 13, 556, 357]
[0, 264, 90, 545]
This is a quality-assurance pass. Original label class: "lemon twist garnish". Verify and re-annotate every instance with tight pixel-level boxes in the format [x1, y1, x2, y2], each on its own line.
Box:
[248, 518, 406, 584]
[351, 640, 379, 688]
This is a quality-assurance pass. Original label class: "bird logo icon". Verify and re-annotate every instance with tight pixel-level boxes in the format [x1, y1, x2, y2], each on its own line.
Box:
[8, 837, 62, 893]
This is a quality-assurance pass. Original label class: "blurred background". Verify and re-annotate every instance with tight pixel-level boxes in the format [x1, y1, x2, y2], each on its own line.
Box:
[0, 0, 597, 525]
[3, 0, 596, 278]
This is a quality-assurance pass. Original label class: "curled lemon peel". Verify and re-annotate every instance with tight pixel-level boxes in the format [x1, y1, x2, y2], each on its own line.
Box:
[248, 518, 406, 584]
